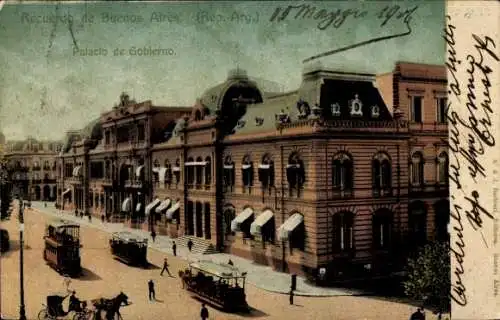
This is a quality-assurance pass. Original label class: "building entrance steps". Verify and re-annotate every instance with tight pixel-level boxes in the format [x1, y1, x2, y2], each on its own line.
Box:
[29, 201, 369, 297]
[175, 235, 217, 254]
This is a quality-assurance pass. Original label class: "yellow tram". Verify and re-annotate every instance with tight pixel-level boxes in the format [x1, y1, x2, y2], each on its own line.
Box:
[43, 219, 82, 277]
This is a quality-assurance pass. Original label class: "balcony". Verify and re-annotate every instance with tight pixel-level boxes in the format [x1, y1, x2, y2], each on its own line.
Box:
[372, 188, 393, 198]
[332, 189, 353, 199]
[125, 179, 143, 188]
[67, 176, 83, 184]
[101, 178, 113, 186]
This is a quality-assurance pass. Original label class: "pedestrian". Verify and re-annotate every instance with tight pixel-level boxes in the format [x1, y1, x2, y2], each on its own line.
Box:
[151, 230, 156, 242]
[148, 279, 155, 301]
[289, 289, 294, 305]
[410, 307, 425, 320]
[101, 214, 105, 223]
[80, 211, 84, 219]
[172, 241, 177, 256]
[44, 202, 47, 207]
[228, 259, 234, 266]
[88, 214, 92, 222]
[75, 209, 78, 217]
[187, 239, 193, 252]
[160, 258, 172, 277]
[200, 303, 209, 320]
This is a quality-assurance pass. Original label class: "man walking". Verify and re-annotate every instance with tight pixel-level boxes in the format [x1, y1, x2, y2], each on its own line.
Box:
[151, 230, 156, 243]
[148, 279, 155, 301]
[172, 241, 177, 256]
[160, 258, 172, 276]
[200, 303, 209, 320]
[187, 239, 193, 252]
[289, 289, 294, 305]
[410, 307, 425, 320]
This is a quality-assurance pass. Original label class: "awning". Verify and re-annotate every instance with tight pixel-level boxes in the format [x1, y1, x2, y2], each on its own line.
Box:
[286, 164, 300, 169]
[121, 198, 131, 212]
[135, 165, 144, 178]
[155, 199, 171, 213]
[145, 198, 161, 215]
[172, 166, 181, 172]
[258, 164, 271, 169]
[136, 203, 142, 212]
[158, 167, 168, 184]
[223, 164, 234, 169]
[230, 207, 254, 232]
[250, 210, 274, 236]
[242, 164, 252, 170]
[72, 165, 82, 177]
[166, 202, 180, 219]
[62, 188, 71, 196]
[277, 213, 304, 241]
[185, 161, 207, 166]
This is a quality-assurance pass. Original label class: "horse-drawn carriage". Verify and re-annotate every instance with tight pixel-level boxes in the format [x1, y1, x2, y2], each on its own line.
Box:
[43, 219, 82, 277]
[180, 261, 249, 312]
[38, 292, 130, 320]
[109, 231, 148, 266]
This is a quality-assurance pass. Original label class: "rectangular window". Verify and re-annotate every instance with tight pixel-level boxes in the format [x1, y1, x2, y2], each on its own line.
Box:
[116, 126, 129, 143]
[105, 131, 111, 145]
[437, 98, 447, 124]
[137, 124, 145, 141]
[411, 96, 423, 123]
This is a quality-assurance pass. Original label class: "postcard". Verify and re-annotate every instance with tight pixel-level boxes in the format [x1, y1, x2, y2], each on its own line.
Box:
[0, 1, 498, 320]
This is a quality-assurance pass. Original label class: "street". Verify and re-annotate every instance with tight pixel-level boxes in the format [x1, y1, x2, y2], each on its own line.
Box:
[1, 207, 435, 320]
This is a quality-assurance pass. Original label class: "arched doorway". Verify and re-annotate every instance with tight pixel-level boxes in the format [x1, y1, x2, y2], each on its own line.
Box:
[43, 185, 51, 201]
[409, 201, 427, 247]
[434, 199, 450, 241]
[34, 186, 41, 201]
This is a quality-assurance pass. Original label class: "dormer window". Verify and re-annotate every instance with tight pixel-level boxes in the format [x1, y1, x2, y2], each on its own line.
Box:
[236, 120, 246, 129]
[349, 94, 363, 117]
[255, 117, 264, 126]
[331, 103, 341, 117]
[371, 105, 380, 118]
[276, 109, 290, 124]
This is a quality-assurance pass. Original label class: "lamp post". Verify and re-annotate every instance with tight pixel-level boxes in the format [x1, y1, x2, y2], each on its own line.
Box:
[18, 199, 27, 320]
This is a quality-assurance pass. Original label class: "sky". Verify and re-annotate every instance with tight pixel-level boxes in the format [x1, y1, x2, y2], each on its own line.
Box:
[0, 0, 445, 140]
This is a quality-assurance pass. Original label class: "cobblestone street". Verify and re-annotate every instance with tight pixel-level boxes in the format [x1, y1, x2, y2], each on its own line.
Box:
[0, 202, 445, 319]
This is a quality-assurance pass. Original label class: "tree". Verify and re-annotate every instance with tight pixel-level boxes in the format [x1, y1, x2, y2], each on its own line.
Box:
[403, 241, 450, 312]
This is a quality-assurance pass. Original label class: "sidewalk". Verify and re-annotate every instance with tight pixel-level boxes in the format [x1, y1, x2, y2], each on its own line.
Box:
[30, 202, 369, 297]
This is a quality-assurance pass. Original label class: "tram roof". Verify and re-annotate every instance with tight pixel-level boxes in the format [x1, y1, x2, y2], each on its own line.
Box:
[111, 231, 147, 242]
[47, 219, 80, 229]
[189, 260, 246, 278]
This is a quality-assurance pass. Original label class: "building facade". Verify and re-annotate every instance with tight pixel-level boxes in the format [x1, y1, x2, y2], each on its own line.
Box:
[3, 137, 63, 200]
[57, 62, 449, 281]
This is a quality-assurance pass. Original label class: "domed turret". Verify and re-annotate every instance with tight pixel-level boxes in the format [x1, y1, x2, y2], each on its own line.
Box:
[227, 68, 248, 81]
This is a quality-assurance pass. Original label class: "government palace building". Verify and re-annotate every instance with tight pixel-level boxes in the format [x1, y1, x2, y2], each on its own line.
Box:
[56, 62, 449, 281]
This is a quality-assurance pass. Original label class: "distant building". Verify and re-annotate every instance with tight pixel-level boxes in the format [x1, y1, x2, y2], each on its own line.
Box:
[57, 62, 448, 281]
[3, 137, 63, 200]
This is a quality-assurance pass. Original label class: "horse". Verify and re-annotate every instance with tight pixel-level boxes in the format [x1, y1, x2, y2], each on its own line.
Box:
[178, 269, 192, 289]
[91, 292, 129, 320]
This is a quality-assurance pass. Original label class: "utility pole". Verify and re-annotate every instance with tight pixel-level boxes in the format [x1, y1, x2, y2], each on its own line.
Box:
[18, 199, 26, 320]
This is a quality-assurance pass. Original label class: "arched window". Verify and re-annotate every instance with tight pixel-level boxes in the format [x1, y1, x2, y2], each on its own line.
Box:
[43, 161, 50, 170]
[195, 157, 203, 188]
[241, 155, 253, 191]
[204, 157, 212, 188]
[333, 212, 354, 253]
[437, 152, 449, 184]
[223, 206, 236, 235]
[173, 158, 181, 185]
[434, 199, 450, 242]
[332, 152, 353, 196]
[287, 152, 305, 197]
[164, 160, 172, 185]
[223, 156, 235, 192]
[409, 201, 427, 246]
[258, 154, 275, 190]
[372, 152, 392, 196]
[411, 152, 424, 186]
[372, 209, 392, 250]
[185, 157, 194, 188]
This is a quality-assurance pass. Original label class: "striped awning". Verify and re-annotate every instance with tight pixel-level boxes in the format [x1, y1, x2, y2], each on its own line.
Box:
[258, 164, 271, 169]
[136, 203, 142, 212]
[277, 213, 304, 241]
[231, 207, 254, 232]
[223, 164, 234, 169]
[121, 198, 131, 212]
[62, 188, 71, 196]
[172, 166, 181, 172]
[242, 164, 252, 170]
[166, 202, 180, 219]
[135, 165, 144, 178]
[72, 165, 82, 177]
[286, 164, 301, 169]
[145, 198, 161, 215]
[155, 199, 171, 213]
[250, 210, 274, 236]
